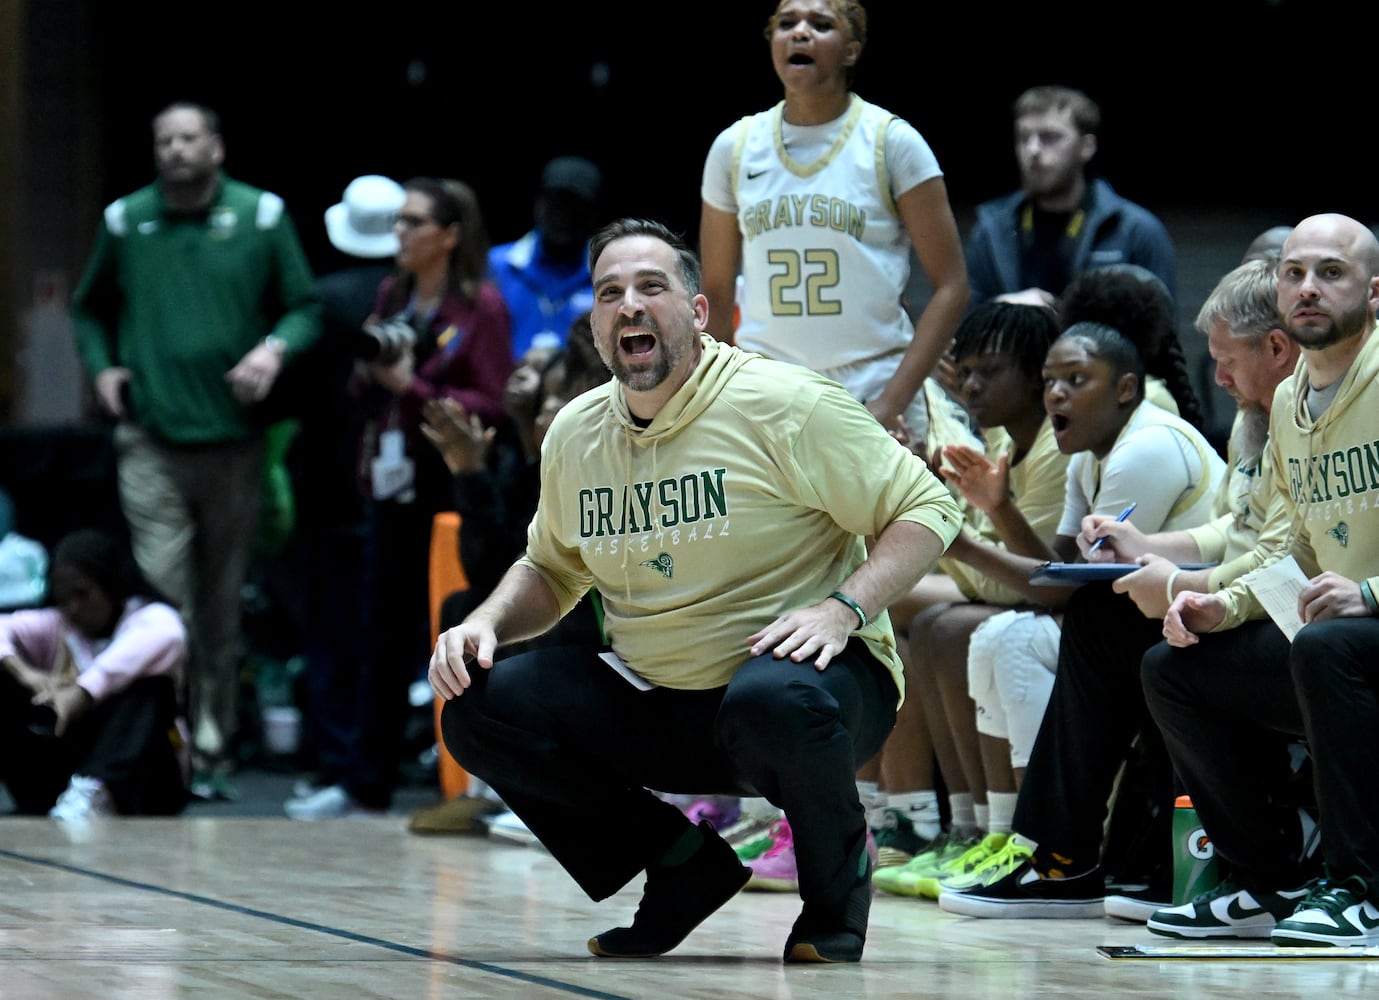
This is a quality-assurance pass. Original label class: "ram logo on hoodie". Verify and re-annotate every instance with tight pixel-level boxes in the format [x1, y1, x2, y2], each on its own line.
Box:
[640, 553, 674, 579]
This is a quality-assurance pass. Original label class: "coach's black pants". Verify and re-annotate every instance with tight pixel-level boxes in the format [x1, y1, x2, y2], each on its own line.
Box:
[441, 639, 896, 904]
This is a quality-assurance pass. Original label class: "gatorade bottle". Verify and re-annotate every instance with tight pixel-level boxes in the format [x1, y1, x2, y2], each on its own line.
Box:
[1172, 794, 1221, 904]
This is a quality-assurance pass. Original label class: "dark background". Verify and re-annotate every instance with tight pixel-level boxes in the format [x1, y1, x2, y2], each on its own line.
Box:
[81, 0, 1346, 276]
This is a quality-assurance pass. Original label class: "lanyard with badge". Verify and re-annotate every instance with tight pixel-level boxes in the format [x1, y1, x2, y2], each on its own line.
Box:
[370, 408, 415, 503]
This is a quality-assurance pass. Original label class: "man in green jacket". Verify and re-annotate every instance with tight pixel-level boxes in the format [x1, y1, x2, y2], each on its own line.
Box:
[71, 101, 321, 798]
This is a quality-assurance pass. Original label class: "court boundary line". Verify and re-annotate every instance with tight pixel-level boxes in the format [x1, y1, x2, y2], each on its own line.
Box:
[0, 846, 631, 999]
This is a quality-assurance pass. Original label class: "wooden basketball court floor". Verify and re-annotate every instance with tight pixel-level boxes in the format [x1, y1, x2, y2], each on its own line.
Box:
[3, 816, 1375, 999]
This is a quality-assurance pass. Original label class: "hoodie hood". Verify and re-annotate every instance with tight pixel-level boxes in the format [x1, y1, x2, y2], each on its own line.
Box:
[608, 334, 755, 446]
[1287, 323, 1379, 437]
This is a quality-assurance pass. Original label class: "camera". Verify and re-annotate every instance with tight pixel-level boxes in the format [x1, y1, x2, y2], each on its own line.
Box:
[355, 315, 418, 364]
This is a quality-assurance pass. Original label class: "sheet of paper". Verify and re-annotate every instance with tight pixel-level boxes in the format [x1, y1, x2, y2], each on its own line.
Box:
[1243, 554, 1308, 641]
[599, 651, 655, 691]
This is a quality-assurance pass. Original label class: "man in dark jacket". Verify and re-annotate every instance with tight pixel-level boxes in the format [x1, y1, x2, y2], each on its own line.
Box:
[965, 86, 1176, 311]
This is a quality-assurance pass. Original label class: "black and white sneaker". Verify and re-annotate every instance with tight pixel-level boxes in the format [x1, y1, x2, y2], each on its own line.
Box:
[1147, 876, 1308, 939]
[1272, 875, 1379, 947]
[938, 859, 1105, 919]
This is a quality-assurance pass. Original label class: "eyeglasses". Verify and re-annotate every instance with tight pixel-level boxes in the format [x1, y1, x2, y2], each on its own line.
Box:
[396, 213, 437, 230]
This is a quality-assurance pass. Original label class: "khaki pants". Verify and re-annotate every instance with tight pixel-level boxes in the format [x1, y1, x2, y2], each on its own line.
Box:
[114, 423, 265, 764]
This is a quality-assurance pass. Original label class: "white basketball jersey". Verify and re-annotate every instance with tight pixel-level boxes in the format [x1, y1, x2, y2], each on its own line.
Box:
[731, 95, 911, 373]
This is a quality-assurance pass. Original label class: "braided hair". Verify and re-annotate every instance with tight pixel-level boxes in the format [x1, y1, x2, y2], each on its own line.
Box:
[1057, 265, 1205, 430]
[951, 300, 1061, 382]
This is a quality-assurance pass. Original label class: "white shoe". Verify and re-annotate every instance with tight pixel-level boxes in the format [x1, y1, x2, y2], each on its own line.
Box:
[484, 809, 538, 846]
[49, 775, 115, 822]
[291, 776, 324, 799]
[284, 784, 383, 820]
[1104, 892, 1169, 923]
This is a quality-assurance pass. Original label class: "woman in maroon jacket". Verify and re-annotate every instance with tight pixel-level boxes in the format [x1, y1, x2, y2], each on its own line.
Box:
[288, 177, 513, 819]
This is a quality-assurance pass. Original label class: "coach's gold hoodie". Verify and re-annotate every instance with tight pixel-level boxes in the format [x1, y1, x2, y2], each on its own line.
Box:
[519, 335, 961, 697]
[1217, 324, 1379, 629]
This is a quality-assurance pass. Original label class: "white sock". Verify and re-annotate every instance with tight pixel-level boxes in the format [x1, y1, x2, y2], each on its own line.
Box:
[974, 802, 990, 834]
[857, 780, 887, 828]
[949, 792, 976, 834]
[887, 790, 942, 840]
[986, 791, 1017, 835]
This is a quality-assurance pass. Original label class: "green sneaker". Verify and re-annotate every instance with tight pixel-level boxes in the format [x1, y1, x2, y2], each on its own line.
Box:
[873, 807, 931, 869]
[935, 833, 1034, 895]
[719, 810, 782, 862]
[873, 830, 980, 897]
[914, 832, 1009, 899]
[737, 818, 790, 865]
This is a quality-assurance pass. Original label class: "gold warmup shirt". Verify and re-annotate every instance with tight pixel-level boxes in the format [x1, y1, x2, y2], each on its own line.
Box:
[1217, 327, 1379, 629]
[519, 336, 962, 700]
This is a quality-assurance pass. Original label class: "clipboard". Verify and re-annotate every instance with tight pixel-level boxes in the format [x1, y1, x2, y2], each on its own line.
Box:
[1029, 562, 1214, 585]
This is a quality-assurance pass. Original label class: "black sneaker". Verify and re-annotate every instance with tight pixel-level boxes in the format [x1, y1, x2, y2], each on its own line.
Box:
[937, 859, 1105, 918]
[1104, 885, 1171, 923]
[189, 768, 238, 803]
[1104, 870, 1173, 923]
[588, 821, 750, 958]
[784, 847, 872, 963]
[1147, 876, 1309, 939]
